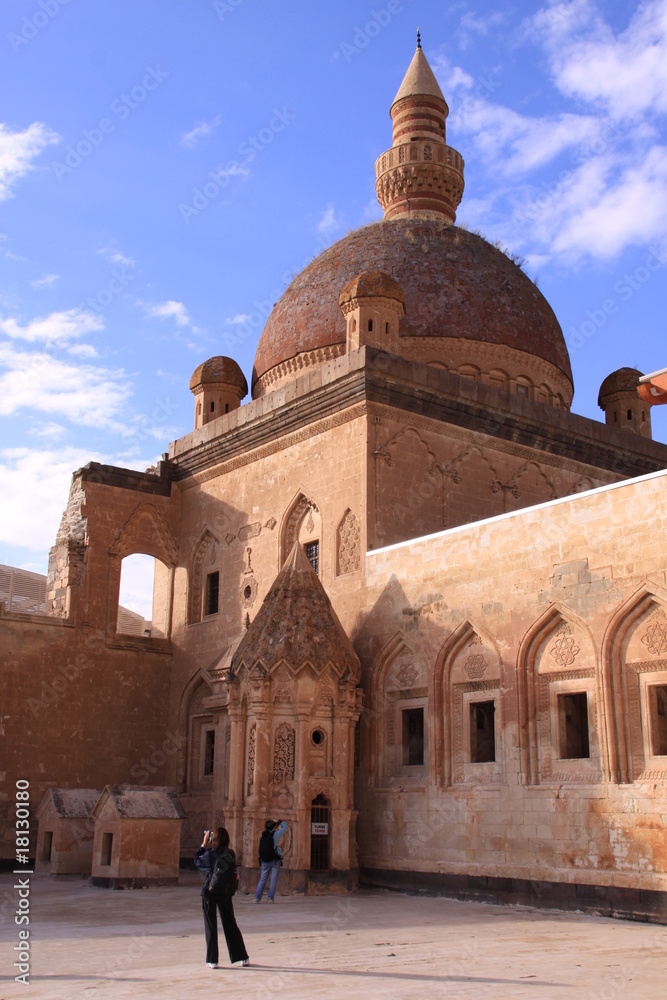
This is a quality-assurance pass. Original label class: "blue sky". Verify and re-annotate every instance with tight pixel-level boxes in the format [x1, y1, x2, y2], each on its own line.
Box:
[1, 0, 666, 593]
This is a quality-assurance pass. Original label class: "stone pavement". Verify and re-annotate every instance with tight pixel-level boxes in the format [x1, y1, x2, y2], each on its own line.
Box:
[0, 872, 664, 999]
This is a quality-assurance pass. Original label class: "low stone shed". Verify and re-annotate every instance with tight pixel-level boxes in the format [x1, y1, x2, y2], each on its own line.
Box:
[35, 788, 101, 875]
[90, 785, 185, 888]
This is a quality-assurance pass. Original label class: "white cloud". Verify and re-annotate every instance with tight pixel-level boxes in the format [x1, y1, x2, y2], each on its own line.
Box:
[0, 342, 133, 431]
[528, 0, 667, 118]
[31, 273, 59, 290]
[224, 313, 251, 325]
[96, 246, 136, 268]
[180, 117, 221, 148]
[28, 421, 66, 440]
[0, 121, 59, 200]
[67, 343, 99, 358]
[144, 300, 191, 327]
[456, 10, 508, 50]
[217, 163, 250, 179]
[317, 204, 341, 235]
[0, 307, 103, 345]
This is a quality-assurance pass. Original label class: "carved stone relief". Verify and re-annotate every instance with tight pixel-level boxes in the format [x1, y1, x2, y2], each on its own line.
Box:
[273, 723, 295, 783]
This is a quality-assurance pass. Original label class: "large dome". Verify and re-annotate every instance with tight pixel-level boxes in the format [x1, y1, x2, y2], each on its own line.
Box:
[252, 219, 573, 405]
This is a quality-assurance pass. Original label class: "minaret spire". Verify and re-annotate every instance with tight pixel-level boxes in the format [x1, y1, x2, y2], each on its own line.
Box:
[374, 39, 465, 223]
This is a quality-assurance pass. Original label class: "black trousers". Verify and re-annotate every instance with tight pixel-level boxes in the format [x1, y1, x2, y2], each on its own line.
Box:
[202, 892, 248, 965]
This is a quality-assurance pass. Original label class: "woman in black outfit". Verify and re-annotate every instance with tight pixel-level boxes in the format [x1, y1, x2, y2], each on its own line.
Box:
[194, 827, 249, 969]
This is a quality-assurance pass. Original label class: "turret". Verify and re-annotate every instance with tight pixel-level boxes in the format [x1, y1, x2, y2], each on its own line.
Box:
[339, 269, 406, 354]
[598, 367, 651, 438]
[189, 356, 248, 430]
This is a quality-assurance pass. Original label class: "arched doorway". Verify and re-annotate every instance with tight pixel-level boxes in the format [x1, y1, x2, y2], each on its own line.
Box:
[310, 793, 330, 871]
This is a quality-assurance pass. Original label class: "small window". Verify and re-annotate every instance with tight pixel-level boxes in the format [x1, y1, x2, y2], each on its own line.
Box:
[205, 571, 219, 617]
[613, 411, 618, 422]
[197, 402, 202, 415]
[385, 322, 389, 335]
[627, 409, 632, 420]
[368, 319, 373, 332]
[642, 411, 646, 421]
[424, 144, 432, 160]
[311, 728, 325, 746]
[225, 402, 229, 413]
[203, 729, 215, 776]
[402, 707, 424, 766]
[650, 685, 667, 756]
[305, 541, 319, 575]
[101, 832, 113, 866]
[42, 831, 53, 863]
[558, 693, 590, 759]
[352, 318, 357, 332]
[516, 383, 529, 398]
[470, 701, 495, 763]
[210, 401, 215, 412]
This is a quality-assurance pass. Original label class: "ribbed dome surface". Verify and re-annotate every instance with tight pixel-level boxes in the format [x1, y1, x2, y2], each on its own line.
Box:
[190, 356, 248, 394]
[598, 367, 642, 406]
[252, 219, 572, 394]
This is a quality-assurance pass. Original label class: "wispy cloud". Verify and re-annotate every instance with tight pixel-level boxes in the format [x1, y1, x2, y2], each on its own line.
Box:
[0, 342, 132, 429]
[96, 246, 136, 268]
[455, 10, 508, 50]
[30, 273, 59, 290]
[180, 116, 221, 148]
[317, 203, 341, 235]
[0, 307, 103, 345]
[144, 299, 192, 327]
[0, 121, 59, 200]
[224, 313, 251, 325]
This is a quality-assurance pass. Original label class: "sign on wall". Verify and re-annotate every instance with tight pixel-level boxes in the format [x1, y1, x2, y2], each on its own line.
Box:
[311, 822, 328, 836]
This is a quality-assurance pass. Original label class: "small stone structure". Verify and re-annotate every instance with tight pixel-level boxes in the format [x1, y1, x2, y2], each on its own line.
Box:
[35, 788, 100, 875]
[90, 785, 185, 888]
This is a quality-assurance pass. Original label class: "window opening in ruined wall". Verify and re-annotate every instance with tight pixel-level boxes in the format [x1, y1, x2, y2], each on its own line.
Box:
[117, 552, 161, 636]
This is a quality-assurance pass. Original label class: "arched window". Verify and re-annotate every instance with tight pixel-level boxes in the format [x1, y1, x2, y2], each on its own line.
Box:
[188, 530, 220, 624]
[116, 553, 170, 637]
[282, 495, 321, 574]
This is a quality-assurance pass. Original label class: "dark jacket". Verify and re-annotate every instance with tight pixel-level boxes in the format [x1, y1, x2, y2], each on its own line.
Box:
[194, 845, 237, 898]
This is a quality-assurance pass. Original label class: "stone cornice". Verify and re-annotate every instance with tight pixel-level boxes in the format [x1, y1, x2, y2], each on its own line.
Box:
[168, 348, 667, 484]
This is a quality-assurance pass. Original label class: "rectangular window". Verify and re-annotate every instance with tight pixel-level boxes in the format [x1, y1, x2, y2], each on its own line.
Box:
[470, 701, 495, 763]
[42, 831, 53, 863]
[101, 832, 113, 866]
[402, 707, 424, 766]
[650, 685, 667, 756]
[558, 692, 590, 759]
[305, 541, 319, 576]
[205, 571, 219, 616]
[204, 729, 215, 776]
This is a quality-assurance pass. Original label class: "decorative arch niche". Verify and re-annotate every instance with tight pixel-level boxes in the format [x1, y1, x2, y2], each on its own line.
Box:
[435, 620, 503, 787]
[280, 492, 321, 573]
[518, 604, 601, 786]
[601, 585, 667, 784]
[187, 528, 220, 625]
[371, 632, 429, 787]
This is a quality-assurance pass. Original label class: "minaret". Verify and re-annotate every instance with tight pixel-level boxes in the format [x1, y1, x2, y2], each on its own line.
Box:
[375, 32, 465, 223]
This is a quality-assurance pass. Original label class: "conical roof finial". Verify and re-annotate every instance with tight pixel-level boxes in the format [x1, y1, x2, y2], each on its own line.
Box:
[417, 27, 421, 49]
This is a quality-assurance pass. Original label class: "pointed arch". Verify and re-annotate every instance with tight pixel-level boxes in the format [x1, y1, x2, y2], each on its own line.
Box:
[279, 487, 322, 569]
[517, 602, 600, 785]
[601, 582, 667, 783]
[110, 502, 177, 566]
[435, 619, 502, 786]
[336, 507, 361, 576]
[187, 527, 220, 625]
[369, 631, 428, 787]
[178, 670, 216, 792]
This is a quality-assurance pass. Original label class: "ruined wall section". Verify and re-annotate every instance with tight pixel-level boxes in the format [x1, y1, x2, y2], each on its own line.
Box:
[46, 473, 88, 619]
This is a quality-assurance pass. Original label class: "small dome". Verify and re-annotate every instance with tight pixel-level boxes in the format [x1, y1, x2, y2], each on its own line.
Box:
[597, 367, 642, 408]
[189, 356, 248, 396]
[339, 269, 406, 309]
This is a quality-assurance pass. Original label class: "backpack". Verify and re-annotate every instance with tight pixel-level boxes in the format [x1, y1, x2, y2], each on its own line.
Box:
[258, 829, 278, 863]
[208, 849, 238, 898]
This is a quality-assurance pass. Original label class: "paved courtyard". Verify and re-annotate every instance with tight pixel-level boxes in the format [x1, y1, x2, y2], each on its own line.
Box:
[0, 873, 664, 999]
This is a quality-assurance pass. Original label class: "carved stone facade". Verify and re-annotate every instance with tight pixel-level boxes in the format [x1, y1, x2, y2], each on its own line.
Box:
[1, 40, 667, 921]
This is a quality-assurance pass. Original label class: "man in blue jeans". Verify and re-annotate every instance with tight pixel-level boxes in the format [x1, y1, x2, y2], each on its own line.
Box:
[253, 819, 288, 903]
